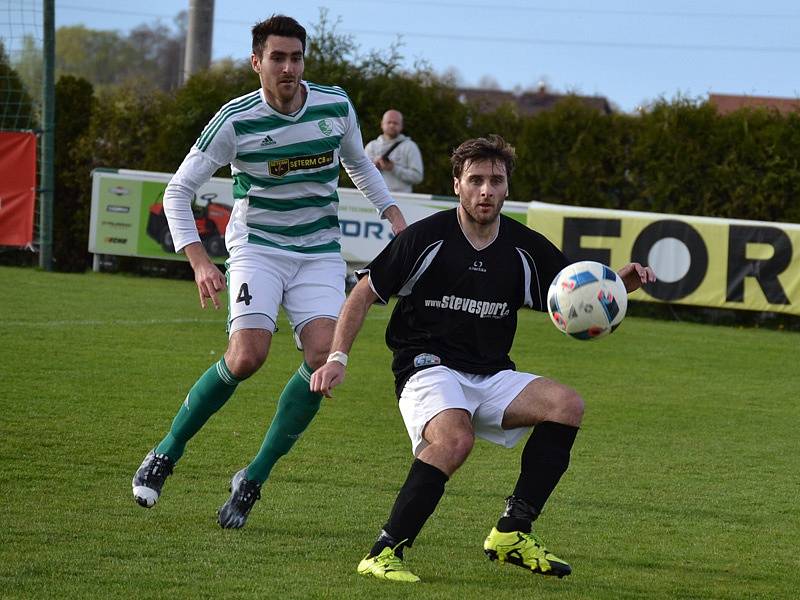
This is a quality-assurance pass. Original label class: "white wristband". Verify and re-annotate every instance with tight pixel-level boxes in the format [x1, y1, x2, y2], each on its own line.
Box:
[326, 351, 348, 367]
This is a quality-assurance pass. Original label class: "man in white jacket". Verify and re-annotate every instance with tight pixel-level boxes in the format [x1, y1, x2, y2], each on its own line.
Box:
[365, 110, 424, 193]
[131, 14, 407, 529]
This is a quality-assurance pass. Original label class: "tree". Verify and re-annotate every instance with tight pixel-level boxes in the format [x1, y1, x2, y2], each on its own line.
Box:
[143, 59, 256, 174]
[513, 97, 636, 208]
[56, 26, 131, 88]
[80, 83, 168, 169]
[55, 20, 186, 92]
[302, 9, 472, 195]
[9, 35, 42, 111]
[0, 41, 38, 130]
[53, 76, 95, 271]
[127, 13, 187, 91]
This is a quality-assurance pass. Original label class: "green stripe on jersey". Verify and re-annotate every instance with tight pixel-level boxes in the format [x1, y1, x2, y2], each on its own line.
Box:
[236, 135, 343, 163]
[248, 192, 338, 212]
[197, 92, 261, 151]
[233, 165, 340, 198]
[303, 101, 349, 121]
[307, 83, 349, 98]
[247, 233, 341, 254]
[248, 215, 339, 237]
[232, 102, 349, 136]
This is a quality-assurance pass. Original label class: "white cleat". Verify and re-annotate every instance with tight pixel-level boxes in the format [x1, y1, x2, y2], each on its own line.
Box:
[131, 449, 174, 508]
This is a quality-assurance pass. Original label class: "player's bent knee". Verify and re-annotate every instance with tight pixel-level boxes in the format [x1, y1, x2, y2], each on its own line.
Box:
[303, 348, 329, 371]
[445, 432, 475, 465]
[224, 350, 266, 380]
[297, 318, 336, 369]
[556, 389, 585, 426]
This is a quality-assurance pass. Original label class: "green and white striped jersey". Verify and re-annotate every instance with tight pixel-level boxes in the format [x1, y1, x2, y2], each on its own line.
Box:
[163, 81, 396, 255]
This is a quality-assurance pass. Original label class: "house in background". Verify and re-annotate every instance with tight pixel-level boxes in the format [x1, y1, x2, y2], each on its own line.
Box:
[709, 93, 800, 115]
[457, 84, 613, 116]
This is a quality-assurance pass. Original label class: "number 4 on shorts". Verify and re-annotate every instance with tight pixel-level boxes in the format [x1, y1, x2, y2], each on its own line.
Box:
[236, 283, 252, 306]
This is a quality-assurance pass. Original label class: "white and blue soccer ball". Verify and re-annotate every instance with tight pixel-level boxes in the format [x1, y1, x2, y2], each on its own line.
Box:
[547, 260, 628, 340]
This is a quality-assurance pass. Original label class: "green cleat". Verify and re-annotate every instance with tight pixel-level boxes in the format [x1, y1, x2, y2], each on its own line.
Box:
[483, 527, 572, 578]
[357, 546, 421, 583]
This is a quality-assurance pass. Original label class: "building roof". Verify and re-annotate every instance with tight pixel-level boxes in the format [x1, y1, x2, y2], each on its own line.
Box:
[709, 93, 800, 115]
[457, 86, 613, 116]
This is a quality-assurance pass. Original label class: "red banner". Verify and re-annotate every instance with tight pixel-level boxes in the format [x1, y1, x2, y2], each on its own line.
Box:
[0, 131, 37, 247]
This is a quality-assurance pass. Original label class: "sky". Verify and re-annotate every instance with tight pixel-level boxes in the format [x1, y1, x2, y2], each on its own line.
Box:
[28, 0, 800, 112]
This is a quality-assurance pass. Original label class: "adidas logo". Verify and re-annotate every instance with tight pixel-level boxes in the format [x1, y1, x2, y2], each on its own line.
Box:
[260, 135, 276, 146]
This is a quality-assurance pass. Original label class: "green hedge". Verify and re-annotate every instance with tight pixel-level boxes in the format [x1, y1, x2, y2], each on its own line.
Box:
[511, 98, 800, 223]
[44, 47, 800, 272]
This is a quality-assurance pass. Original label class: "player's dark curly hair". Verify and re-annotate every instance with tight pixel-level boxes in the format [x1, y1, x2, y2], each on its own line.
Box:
[252, 15, 307, 57]
[450, 134, 516, 179]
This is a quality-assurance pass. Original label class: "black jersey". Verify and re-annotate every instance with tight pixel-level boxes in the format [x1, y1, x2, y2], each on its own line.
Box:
[359, 208, 568, 397]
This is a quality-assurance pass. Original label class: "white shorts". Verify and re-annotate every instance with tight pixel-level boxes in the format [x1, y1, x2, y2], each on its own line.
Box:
[225, 244, 346, 339]
[398, 365, 539, 456]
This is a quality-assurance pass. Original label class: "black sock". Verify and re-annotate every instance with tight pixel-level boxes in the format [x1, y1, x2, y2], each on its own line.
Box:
[369, 529, 403, 559]
[497, 495, 538, 533]
[497, 421, 578, 533]
[368, 459, 448, 557]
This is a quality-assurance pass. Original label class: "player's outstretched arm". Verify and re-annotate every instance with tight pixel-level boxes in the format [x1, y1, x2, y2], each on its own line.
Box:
[184, 242, 227, 309]
[310, 277, 379, 398]
[617, 262, 657, 293]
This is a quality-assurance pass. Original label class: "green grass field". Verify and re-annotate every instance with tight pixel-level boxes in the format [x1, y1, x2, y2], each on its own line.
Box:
[1, 265, 798, 599]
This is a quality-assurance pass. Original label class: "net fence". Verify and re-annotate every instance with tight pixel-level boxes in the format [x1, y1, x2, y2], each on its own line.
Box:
[1, 0, 44, 255]
[1, 1, 41, 132]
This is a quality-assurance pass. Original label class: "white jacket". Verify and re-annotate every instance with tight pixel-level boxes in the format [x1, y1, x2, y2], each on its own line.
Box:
[364, 134, 424, 193]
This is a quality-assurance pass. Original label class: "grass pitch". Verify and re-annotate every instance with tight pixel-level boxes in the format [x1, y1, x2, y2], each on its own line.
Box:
[1, 266, 798, 599]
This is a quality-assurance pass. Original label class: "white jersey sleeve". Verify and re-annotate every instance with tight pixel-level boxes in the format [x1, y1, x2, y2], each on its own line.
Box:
[163, 120, 236, 253]
[338, 103, 397, 218]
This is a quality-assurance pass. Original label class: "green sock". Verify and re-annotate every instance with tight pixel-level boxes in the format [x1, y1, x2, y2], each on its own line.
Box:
[246, 362, 322, 485]
[155, 358, 241, 462]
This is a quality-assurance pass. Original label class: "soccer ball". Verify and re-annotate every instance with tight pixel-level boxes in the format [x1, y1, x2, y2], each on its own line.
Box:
[547, 260, 628, 340]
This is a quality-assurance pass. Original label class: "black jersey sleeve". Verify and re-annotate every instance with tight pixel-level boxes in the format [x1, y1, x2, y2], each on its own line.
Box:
[356, 230, 418, 304]
[356, 211, 450, 304]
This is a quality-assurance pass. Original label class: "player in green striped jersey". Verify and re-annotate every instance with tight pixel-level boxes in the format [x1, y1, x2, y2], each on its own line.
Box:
[132, 15, 407, 528]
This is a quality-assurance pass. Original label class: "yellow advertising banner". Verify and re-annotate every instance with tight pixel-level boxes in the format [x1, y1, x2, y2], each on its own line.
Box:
[527, 201, 800, 316]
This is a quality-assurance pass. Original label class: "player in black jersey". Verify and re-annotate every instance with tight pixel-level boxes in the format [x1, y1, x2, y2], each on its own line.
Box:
[311, 135, 655, 582]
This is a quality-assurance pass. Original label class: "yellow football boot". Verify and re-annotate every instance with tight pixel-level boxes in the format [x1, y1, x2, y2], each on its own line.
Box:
[483, 527, 572, 578]
[357, 546, 420, 583]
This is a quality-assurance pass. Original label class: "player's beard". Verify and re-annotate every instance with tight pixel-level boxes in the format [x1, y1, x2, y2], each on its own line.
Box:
[461, 198, 503, 226]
